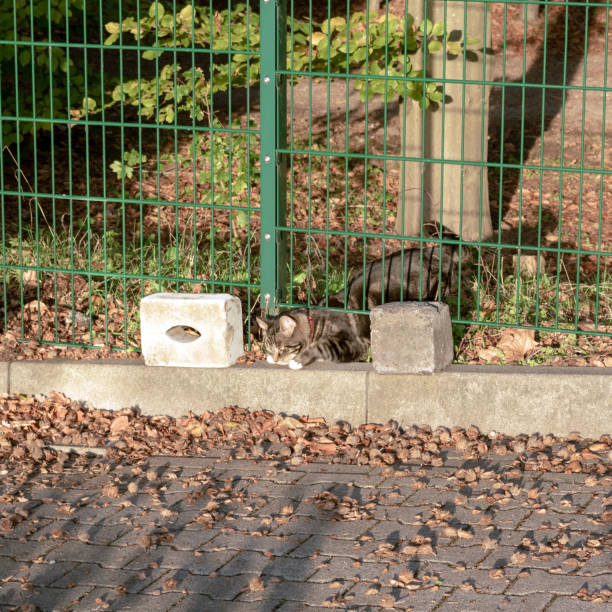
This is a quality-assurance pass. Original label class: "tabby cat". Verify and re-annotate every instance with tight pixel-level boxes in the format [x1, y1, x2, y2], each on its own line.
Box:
[257, 244, 457, 369]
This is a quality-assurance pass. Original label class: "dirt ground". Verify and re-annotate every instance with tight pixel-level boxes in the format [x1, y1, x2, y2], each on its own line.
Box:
[0, 1, 610, 366]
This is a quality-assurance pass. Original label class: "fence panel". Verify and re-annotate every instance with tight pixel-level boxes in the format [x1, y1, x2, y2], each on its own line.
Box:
[1, 0, 610, 365]
[1, 0, 262, 354]
[278, 0, 612, 364]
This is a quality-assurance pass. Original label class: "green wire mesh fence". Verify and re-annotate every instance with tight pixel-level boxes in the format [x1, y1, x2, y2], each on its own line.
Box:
[1, 0, 611, 362]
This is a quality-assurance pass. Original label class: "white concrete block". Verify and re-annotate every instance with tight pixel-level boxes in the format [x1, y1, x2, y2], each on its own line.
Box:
[140, 293, 243, 367]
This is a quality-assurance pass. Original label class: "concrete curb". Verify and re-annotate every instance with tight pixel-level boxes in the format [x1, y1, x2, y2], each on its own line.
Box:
[2, 360, 611, 438]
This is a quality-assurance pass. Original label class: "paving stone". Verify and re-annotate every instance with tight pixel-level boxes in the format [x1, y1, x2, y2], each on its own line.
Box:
[289, 535, 378, 560]
[546, 595, 612, 611]
[577, 550, 612, 576]
[167, 527, 222, 550]
[507, 528, 587, 548]
[545, 493, 595, 513]
[297, 473, 385, 487]
[14, 561, 78, 587]
[27, 486, 93, 503]
[51, 562, 163, 592]
[520, 510, 607, 533]
[173, 596, 282, 612]
[29, 500, 115, 522]
[28, 519, 129, 545]
[218, 550, 323, 581]
[71, 586, 183, 612]
[343, 580, 450, 609]
[539, 473, 610, 492]
[369, 504, 430, 523]
[46, 541, 140, 568]
[0, 538, 58, 561]
[0, 518, 52, 541]
[272, 516, 376, 540]
[426, 563, 519, 594]
[239, 482, 328, 501]
[276, 603, 357, 612]
[436, 590, 552, 610]
[0, 582, 91, 611]
[506, 568, 612, 595]
[490, 507, 533, 528]
[144, 569, 252, 599]
[235, 578, 348, 604]
[403, 488, 468, 507]
[366, 520, 426, 541]
[254, 498, 337, 521]
[146, 455, 220, 469]
[300, 462, 381, 475]
[370, 490, 410, 506]
[124, 548, 236, 574]
[200, 533, 307, 555]
[0, 556, 26, 581]
[434, 545, 490, 567]
[307, 556, 389, 584]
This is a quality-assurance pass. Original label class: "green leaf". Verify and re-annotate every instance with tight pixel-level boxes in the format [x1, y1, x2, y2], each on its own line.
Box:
[427, 40, 443, 53]
[466, 36, 481, 47]
[310, 31, 325, 46]
[446, 41, 462, 55]
[82, 97, 96, 113]
[418, 19, 433, 35]
[179, 4, 193, 24]
[292, 271, 307, 285]
[142, 49, 162, 60]
[105, 21, 119, 34]
[104, 33, 119, 46]
[431, 21, 445, 37]
[148, 1, 164, 19]
[232, 210, 249, 228]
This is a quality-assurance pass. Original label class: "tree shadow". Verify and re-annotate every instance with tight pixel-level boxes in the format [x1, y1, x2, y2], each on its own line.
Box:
[487, 0, 597, 247]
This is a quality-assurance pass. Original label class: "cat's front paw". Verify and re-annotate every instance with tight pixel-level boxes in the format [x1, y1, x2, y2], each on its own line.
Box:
[267, 355, 286, 366]
[288, 359, 303, 370]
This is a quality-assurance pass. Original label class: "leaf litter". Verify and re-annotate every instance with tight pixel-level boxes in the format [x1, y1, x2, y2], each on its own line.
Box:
[0, 391, 610, 606]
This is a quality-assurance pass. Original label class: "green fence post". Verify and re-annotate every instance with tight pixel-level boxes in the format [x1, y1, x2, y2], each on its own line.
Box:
[259, 0, 287, 315]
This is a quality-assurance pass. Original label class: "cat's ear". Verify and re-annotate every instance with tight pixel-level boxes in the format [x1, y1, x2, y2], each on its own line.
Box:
[255, 316, 269, 331]
[279, 315, 297, 335]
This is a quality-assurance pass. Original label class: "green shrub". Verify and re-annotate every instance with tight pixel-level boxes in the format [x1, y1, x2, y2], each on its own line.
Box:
[0, 0, 103, 147]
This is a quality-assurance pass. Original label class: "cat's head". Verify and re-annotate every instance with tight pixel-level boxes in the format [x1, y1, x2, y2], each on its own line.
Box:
[255, 314, 305, 365]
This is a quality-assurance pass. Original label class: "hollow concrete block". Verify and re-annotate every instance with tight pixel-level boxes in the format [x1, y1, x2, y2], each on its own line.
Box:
[140, 293, 243, 367]
[370, 301, 453, 374]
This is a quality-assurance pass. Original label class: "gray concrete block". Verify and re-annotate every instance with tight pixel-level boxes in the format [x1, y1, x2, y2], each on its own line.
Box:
[0, 361, 8, 394]
[370, 301, 453, 374]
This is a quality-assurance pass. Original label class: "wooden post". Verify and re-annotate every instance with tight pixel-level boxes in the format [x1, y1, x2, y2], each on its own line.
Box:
[396, 0, 493, 241]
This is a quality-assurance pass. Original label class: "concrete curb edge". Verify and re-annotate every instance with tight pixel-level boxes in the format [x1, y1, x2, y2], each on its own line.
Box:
[2, 360, 611, 438]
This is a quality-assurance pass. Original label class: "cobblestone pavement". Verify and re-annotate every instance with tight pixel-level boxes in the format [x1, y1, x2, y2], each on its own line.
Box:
[0, 449, 610, 611]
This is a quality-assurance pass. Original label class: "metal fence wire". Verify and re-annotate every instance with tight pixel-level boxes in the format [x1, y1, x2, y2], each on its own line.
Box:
[0, 0, 611, 362]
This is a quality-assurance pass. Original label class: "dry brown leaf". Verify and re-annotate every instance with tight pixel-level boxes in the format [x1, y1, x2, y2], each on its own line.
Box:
[110, 414, 130, 435]
[249, 576, 265, 592]
[162, 577, 177, 590]
[478, 347, 502, 363]
[511, 551, 527, 564]
[497, 329, 537, 362]
[102, 484, 120, 499]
